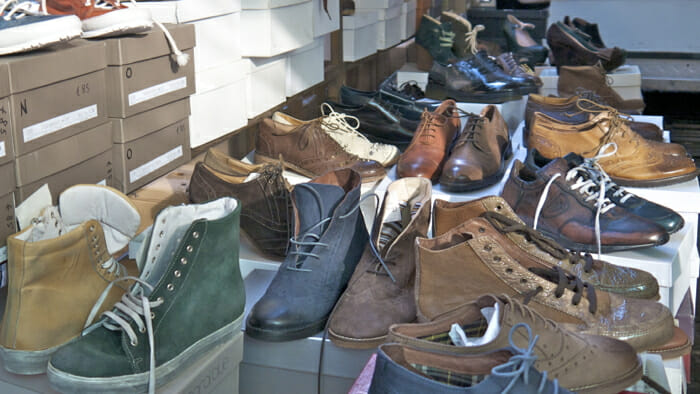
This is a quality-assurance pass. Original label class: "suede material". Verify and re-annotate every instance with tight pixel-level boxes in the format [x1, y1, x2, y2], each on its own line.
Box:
[45, 0, 122, 19]
[557, 64, 642, 113]
[546, 22, 626, 72]
[415, 15, 456, 65]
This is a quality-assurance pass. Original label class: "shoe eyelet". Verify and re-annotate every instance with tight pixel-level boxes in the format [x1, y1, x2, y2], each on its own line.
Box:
[140, 327, 146, 333]
[159, 231, 164, 238]
[150, 312, 155, 320]
[155, 244, 161, 250]
[130, 339, 138, 346]
[180, 257, 188, 265]
[186, 245, 193, 253]
[167, 283, 175, 291]
[493, 256, 501, 262]
[520, 278, 527, 283]
[89, 225, 95, 232]
[174, 270, 181, 278]
[192, 232, 200, 239]
[478, 227, 485, 233]
[484, 244, 492, 251]
[505, 268, 513, 273]
[157, 297, 163, 302]
[496, 205, 502, 210]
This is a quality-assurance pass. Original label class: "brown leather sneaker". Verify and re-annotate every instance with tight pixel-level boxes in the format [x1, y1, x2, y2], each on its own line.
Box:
[439, 105, 512, 192]
[327, 177, 432, 349]
[433, 196, 660, 300]
[202, 148, 268, 177]
[414, 221, 675, 351]
[255, 118, 386, 183]
[496, 52, 543, 87]
[396, 100, 461, 181]
[389, 294, 643, 393]
[557, 63, 644, 114]
[524, 94, 663, 143]
[529, 111, 699, 187]
[501, 159, 669, 253]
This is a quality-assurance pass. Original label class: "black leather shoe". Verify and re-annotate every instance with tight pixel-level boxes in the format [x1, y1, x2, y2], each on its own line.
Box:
[471, 50, 539, 94]
[425, 60, 524, 104]
[526, 149, 685, 235]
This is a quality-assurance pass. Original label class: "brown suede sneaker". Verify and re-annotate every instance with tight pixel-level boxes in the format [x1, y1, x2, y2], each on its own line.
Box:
[389, 294, 643, 393]
[414, 220, 674, 352]
[557, 63, 643, 114]
[327, 177, 432, 349]
[432, 196, 660, 300]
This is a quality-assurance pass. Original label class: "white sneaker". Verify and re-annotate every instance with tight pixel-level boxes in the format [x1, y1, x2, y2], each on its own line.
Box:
[272, 104, 400, 167]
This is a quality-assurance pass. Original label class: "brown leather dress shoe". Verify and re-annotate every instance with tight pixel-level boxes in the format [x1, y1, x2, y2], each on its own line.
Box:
[440, 105, 512, 191]
[414, 221, 675, 352]
[501, 159, 669, 253]
[432, 196, 661, 300]
[396, 100, 461, 181]
[255, 118, 386, 183]
[529, 111, 699, 186]
[557, 63, 644, 114]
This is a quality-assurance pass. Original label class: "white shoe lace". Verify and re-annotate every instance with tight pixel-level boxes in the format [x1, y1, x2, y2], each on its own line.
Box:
[320, 103, 388, 156]
[463, 21, 485, 55]
[534, 143, 618, 258]
[84, 276, 164, 394]
[1, 0, 42, 20]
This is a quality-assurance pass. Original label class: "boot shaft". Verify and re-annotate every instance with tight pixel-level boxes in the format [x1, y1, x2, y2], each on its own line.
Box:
[415, 14, 456, 65]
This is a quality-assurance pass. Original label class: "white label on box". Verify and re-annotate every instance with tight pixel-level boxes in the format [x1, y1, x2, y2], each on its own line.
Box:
[0, 246, 6, 264]
[0, 141, 4, 158]
[97, 179, 107, 186]
[128, 77, 187, 107]
[129, 145, 183, 184]
[23, 104, 98, 143]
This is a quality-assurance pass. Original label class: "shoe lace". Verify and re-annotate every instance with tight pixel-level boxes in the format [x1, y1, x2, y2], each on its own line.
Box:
[492, 322, 560, 394]
[320, 103, 386, 154]
[452, 115, 486, 151]
[462, 19, 485, 55]
[84, 276, 164, 394]
[398, 80, 426, 99]
[522, 266, 597, 314]
[482, 212, 595, 274]
[1, 0, 41, 19]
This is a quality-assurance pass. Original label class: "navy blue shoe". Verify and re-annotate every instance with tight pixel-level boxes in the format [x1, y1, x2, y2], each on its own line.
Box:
[0, 0, 81, 55]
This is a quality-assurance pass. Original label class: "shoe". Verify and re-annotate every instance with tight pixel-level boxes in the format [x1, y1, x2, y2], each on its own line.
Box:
[0, 185, 140, 374]
[503, 14, 548, 67]
[557, 63, 643, 113]
[546, 22, 626, 72]
[524, 94, 663, 143]
[189, 150, 292, 257]
[648, 326, 693, 360]
[415, 14, 459, 67]
[44, 0, 152, 38]
[496, 0, 550, 10]
[388, 294, 642, 393]
[272, 104, 400, 167]
[432, 196, 661, 300]
[397, 100, 461, 181]
[425, 59, 525, 104]
[47, 197, 244, 393]
[501, 158, 670, 253]
[496, 52, 543, 87]
[255, 118, 386, 183]
[326, 99, 417, 150]
[526, 150, 685, 235]
[440, 105, 512, 191]
[370, 332, 572, 394]
[0, 0, 81, 55]
[414, 220, 675, 351]
[246, 169, 368, 341]
[327, 177, 432, 349]
[567, 16, 605, 48]
[529, 110, 699, 187]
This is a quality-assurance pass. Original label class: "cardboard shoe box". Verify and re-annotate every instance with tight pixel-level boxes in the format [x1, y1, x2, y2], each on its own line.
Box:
[246, 57, 287, 119]
[105, 24, 196, 118]
[285, 37, 324, 97]
[112, 99, 191, 193]
[0, 40, 108, 157]
[0, 161, 16, 256]
[0, 64, 15, 166]
[343, 11, 380, 62]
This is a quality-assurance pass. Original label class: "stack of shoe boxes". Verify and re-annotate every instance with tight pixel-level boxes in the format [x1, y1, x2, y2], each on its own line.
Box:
[343, 8, 380, 61]
[400, 0, 418, 40]
[3, 40, 111, 204]
[537, 65, 644, 101]
[0, 64, 14, 263]
[140, 0, 249, 148]
[104, 25, 195, 193]
[356, 0, 404, 50]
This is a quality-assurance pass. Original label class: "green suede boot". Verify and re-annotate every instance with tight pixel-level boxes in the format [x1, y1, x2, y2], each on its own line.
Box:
[415, 14, 456, 70]
[46, 197, 243, 393]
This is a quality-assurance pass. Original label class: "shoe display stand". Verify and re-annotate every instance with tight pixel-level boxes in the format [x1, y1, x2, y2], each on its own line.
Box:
[537, 64, 644, 101]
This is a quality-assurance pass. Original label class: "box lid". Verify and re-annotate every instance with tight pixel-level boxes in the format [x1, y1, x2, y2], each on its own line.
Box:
[343, 10, 379, 29]
[355, 0, 401, 8]
[112, 98, 190, 143]
[0, 161, 14, 196]
[196, 59, 250, 94]
[242, 0, 308, 9]
[376, 5, 401, 20]
[0, 64, 9, 98]
[105, 24, 196, 65]
[402, 0, 417, 12]
[0, 40, 106, 94]
[138, 0, 241, 23]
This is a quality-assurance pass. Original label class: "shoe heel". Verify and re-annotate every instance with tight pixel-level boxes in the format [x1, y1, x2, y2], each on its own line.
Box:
[416, 45, 434, 72]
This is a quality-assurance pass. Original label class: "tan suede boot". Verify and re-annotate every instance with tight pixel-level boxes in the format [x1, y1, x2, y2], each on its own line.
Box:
[0, 185, 141, 374]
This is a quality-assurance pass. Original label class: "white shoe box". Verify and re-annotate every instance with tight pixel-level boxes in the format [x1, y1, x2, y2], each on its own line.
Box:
[456, 97, 528, 134]
[189, 13, 242, 73]
[285, 37, 325, 97]
[190, 60, 249, 148]
[313, 0, 340, 37]
[240, 1, 314, 57]
[396, 62, 429, 91]
[374, 6, 403, 50]
[400, 0, 417, 40]
[343, 11, 380, 62]
[354, 0, 402, 8]
[242, 0, 307, 8]
[139, 0, 241, 23]
[536, 65, 643, 101]
[246, 57, 287, 118]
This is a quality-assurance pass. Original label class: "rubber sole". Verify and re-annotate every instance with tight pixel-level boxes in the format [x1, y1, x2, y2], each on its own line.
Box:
[81, 8, 153, 39]
[571, 357, 643, 394]
[538, 228, 666, 254]
[245, 317, 327, 342]
[425, 82, 523, 104]
[439, 142, 513, 192]
[0, 340, 73, 375]
[0, 17, 82, 55]
[254, 153, 386, 183]
[610, 168, 700, 187]
[46, 314, 243, 393]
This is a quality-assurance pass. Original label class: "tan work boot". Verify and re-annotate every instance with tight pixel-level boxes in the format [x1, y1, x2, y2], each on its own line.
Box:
[0, 185, 141, 374]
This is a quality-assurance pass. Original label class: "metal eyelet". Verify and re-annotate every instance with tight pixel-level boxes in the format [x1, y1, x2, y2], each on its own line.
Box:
[186, 245, 193, 253]
[505, 268, 513, 273]
[155, 244, 161, 250]
[140, 326, 146, 333]
[478, 227, 485, 233]
[174, 270, 181, 278]
[150, 312, 155, 320]
[493, 256, 501, 262]
[167, 283, 174, 291]
[89, 225, 95, 232]
[484, 244, 492, 251]
[180, 257, 188, 265]
[192, 232, 200, 239]
[157, 297, 163, 302]
[130, 339, 138, 346]
[496, 205, 502, 210]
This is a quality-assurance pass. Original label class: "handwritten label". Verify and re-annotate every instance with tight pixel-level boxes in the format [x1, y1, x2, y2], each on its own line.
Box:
[129, 145, 183, 184]
[23, 104, 98, 143]
[128, 77, 187, 106]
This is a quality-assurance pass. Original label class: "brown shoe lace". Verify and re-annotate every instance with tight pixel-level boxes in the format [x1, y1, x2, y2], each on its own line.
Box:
[572, 98, 639, 154]
[523, 266, 598, 314]
[452, 115, 487, 152]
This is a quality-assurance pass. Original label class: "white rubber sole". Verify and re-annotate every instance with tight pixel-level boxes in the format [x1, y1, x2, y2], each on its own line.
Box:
[0, 16, 82, 55]
[0, 342, 68, 375]
[81, 8, 153, 39]
[47, 313, 243, 393]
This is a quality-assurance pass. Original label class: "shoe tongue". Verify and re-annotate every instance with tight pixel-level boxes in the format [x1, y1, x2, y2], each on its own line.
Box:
[293, 182, 346, 235]
[539, 157, 570, 178]
[563, 152, 584, 167]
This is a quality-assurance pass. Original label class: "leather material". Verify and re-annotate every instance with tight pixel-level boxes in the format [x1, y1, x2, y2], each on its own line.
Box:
[189, 152, 292, 257]
[648, 326, 692, 360]
[568, 17, 605, 48]
[529, 112, 698, 186]
[415, 14, 457, 65]
[496, 52, 543, 87]
[397, 100, 461, 181]
[440, 105, 511, 191]
[255, 118, 386, 183]
[546, 22, 626, 72]
[501, 159, 670, 252]
[339, 82, 440, 122]
[414, 221, 675, 351]
[502, 17, 549, 67]
[388, 294, 642, 393]
[427, 60, 524, 103]
[328, 178, 432, 348]
[432, 196, 661, 300]
[246, 169, 368, 341]
[557, 63, 644, 114]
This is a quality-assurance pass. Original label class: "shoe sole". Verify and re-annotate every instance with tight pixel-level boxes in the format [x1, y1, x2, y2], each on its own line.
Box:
[245, 316, 327, 342]
[0, 339, 77, 375]
[327, 329, 386, 349]
[439, 142, 512, 192]
[609, 169, 700, 187]
[254, 153, 385, 183]
[0, 17, 82, 56]
[46, 313, 244, 393]
[572, 356, 643, 394]
[81, 8, 153, 39]
[538, 228, 665, 254]
[425, 82, 523, 104]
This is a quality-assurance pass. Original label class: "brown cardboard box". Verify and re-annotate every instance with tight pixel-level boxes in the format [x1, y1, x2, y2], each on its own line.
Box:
[0, 96, 14, 165]
[0, 192, 15, 253]
[112, 98, 190, 143]
[105, 24, 196, 118]
[0, 160, 15, 197]
[14, 122, 111, 188]
[112, 117, 191, 193]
